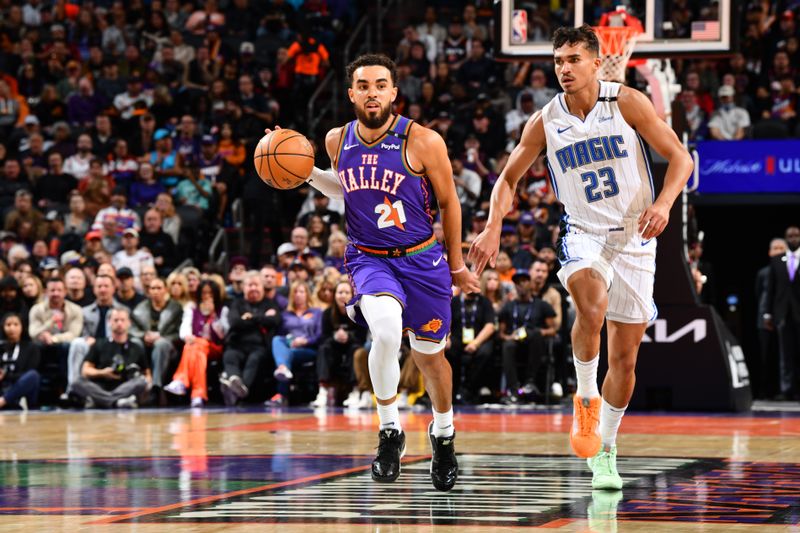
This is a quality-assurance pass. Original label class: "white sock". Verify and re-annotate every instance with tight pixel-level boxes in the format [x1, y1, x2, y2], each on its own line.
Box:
[431, 407, 454, 438]
[574, 354, 600, 398]
[600, 398, 626, 450]
[377, 399, 402, 432]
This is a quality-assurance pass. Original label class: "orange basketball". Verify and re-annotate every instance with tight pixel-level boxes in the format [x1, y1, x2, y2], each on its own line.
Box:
[253, 129, 315, 190]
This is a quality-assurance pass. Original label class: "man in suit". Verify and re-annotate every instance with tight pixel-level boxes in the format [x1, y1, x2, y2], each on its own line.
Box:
[764, 226, 800, 400]
[756, 238, 787, 399]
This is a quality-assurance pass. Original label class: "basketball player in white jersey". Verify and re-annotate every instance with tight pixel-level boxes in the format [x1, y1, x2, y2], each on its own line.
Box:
[469, 25, 693, 489]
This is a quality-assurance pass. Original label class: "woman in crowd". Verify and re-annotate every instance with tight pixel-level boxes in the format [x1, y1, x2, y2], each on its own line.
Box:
[306, 214, 329, 257]
[0, 313, 40, 410]
[182, 267, 201, 295]
[63, 191, 91, 236]
[324, 231, 347, 273]
[20, 274, 44, 308]
[312, 274, 336, 310]
[268, 280, 322, 406]
[129, 161, 165, 208]
[481, 268, 508, 314]
[312, 280, 368, 407]
[166, 271, 194, 310]
[164, 280, 229, 408]
[217, 122, 245, 167]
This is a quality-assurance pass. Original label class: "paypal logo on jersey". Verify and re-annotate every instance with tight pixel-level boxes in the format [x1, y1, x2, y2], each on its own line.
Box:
[554, 135, 628, 173]
[380, 142, 400, 151]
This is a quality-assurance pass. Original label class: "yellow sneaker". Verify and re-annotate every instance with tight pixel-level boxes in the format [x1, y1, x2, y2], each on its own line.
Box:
[570, 395, 602, 458]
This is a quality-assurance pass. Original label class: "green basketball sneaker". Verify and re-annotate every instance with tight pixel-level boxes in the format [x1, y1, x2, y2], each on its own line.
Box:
[587, 446, 623, 490]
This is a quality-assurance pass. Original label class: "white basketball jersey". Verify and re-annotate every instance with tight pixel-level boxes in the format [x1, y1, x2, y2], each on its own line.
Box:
[542, 80, 654, 234]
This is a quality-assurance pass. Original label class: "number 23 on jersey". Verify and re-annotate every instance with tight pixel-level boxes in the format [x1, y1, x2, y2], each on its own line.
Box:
[374, 196, 407, 230]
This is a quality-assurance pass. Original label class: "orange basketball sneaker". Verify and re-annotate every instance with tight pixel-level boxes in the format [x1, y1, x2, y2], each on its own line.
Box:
[570, 395, 602, 458]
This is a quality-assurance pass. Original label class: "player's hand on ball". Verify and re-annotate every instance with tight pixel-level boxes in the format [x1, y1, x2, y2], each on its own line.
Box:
[452, 267, 480, 294]
[263, 125, 282, 135]
[468, 227, 501, 275]
[638, 201, 670, 240]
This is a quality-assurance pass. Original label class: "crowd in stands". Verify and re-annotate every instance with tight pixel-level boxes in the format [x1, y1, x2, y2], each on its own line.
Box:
[0, 1, 797, 410]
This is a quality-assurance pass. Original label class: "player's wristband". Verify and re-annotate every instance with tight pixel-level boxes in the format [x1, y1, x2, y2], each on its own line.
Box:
[450, 265, 468, 274]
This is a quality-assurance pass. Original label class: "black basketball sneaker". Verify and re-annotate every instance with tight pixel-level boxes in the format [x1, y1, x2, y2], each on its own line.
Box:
[371, 428, 406, 482]
[428, 421, 458, 491]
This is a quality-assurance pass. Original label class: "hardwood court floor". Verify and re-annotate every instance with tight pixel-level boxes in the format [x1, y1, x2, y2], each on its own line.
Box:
[2, 405, 800, 532]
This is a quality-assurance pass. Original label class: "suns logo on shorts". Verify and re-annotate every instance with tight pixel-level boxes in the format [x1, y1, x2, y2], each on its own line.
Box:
[420, 318, 443, 333]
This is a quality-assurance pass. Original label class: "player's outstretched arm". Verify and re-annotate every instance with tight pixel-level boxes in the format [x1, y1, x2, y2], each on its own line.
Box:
[411, 125, 480, 294]
[468, 111, 546, 274]
[618, 87, 694, 240]
[263, 126, 345, 200]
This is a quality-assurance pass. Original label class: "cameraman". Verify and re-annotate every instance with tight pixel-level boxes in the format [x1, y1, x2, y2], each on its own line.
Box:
[72, 307, 151, 408]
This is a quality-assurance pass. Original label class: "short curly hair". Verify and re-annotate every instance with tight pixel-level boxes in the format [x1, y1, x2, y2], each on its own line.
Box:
[552, 24, 600, 56]
[345, 54, 397, 86]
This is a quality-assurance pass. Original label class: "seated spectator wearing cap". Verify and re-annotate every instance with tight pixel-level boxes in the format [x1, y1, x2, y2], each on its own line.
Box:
[29, 277, 84, 395]
[146, 129, 184, 190]
[709, 85, 751, 140]
[112, 228, 155, 292]
[140, 209, 177, 276]
[129, 162, 166, 209]
[497, 270, 557, 404]
[0, 313, 41, 410]
[65, 266, 95, 308]
[466, 209, 488, 244]
[221, 271, 282, 406]
[65, 274, 123, 401]
[129, 277, 183, 400]
[0, 159, 33, 217]
[268, 280, 323, 407]
[5, 189, 47, 242]
[115, 267, 146, 311]
[164, 279, 229, 408]
[506, 91, 536, 141]
[92, 185, 141, 235]
[72, 307, 151, 409]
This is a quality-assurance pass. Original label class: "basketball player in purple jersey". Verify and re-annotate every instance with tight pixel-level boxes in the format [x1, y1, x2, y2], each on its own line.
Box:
[281, 54, 480, 491]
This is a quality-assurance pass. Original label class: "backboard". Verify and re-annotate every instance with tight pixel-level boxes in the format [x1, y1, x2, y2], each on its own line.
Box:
[496, 0, 736, 60]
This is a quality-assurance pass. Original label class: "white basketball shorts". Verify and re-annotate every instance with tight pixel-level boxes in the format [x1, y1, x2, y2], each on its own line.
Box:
[556, 227, 658, 324]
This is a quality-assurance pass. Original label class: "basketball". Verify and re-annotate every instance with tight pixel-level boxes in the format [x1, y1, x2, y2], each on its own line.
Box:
[254, 129, 315, 190]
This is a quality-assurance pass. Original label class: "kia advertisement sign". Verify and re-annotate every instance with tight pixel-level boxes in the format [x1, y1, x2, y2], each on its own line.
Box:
[695, 140, 800, 194]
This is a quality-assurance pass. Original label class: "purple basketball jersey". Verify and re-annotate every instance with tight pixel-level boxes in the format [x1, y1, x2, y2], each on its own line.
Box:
[336, 115, 435, 248]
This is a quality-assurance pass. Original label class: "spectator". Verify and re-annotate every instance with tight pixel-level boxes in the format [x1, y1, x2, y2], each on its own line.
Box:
[269, 280, 323, 406]
[91, 114, 115, 159]
[20, 273, 44, 308]
[226, 257, 248, 300]
[174, 115, 201, 167]
[64, 274, 120, 401]
[498, 271, 557, 404]
[99, 217, 122, 254]
[0, 159, 33, 215]
[0, 313, 41, 410]
[20, 133, 49, 184]
[139, 264, 158, 294]
[286, 34, 329, 126]
[154, 192, 181, 244]
[441, 16, 469, 70]
[166, 272, 193, 310]
[113, 74, 152, 121]
[72, 307, 150, 409]
[92, 186, 141, 234]
[29, 277, 84, 394]
[129, 162, 166, 209]
[260, 265, 289, 310]
[164, 279, 229, 408]
[417, 7, 447, 45]
[313, 280, 368, 407]
[462, 4, 488, 42]
[297, 193, 342, 231]
[67, 77, 106, 129]
[324, 231, 347, 274]
[221, 271, 282, 406]
[130, 277, 183, 399]
[451, 155, 481, 230]
[61, 192, 89, 237]
[458, 39, 494, 97]
[0, 277, 30, 333]
[35, 152, 79, 213]
[63, 134, 95, 182]
[174, 166, 212, 218]
[506, 92, 536, 141]
[709, 85, 751, 140]
[65, 267, 94, 307]
[756, 238, 788, 399]
[5, 190, 46, 242]
[140, 209, 176, 275]
[447, 284, 496, 405]
[147, 129, 184, 190]
[217, 122, 246, 167]
[115, 267, 145, 311]
[106, 139, 139, 193]
[500, 223, 534, 272]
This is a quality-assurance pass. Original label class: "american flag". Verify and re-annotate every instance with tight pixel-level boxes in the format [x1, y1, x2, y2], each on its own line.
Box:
[691, 20, 720, 40]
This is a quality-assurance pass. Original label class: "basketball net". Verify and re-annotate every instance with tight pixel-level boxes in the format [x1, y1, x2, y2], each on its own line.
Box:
[592, 26, 641, 84]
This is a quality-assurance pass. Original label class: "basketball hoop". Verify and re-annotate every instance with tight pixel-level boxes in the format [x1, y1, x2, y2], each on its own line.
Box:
[593, 26, 641, 83]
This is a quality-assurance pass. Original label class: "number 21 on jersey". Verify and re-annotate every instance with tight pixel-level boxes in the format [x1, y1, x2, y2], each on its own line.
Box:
[374, 196, 406, 231]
